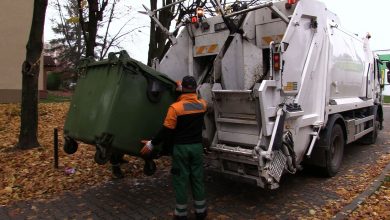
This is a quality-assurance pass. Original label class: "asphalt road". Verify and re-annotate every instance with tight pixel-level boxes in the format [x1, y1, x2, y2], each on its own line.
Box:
[1, 106, 390, 220]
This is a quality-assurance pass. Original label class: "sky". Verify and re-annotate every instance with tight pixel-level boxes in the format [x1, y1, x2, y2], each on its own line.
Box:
[45, 0, 390, 64]
[323, 0, 389, 52]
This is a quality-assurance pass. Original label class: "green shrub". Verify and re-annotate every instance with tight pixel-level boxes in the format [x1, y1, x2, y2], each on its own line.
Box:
[384, 96, 390, 104]
[47, 72, 61, 90]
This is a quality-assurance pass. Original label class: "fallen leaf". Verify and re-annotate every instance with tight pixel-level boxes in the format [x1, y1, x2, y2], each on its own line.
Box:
[1, 187, 13, 194]
[0, 102, 173, 206]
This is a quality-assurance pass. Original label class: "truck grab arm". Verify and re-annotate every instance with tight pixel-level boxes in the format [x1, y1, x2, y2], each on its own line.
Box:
[141, 4, 178, 45]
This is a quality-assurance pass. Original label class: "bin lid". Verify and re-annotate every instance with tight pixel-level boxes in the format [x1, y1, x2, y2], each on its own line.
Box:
[78, 50, 177, 89]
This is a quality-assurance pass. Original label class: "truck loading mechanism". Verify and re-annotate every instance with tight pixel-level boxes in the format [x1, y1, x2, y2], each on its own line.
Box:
[143, 0, 384, 189]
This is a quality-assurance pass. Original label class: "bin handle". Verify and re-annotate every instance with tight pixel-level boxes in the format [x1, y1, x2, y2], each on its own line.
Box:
[146, 76, 165, 103]
[108, 50, 130, 62]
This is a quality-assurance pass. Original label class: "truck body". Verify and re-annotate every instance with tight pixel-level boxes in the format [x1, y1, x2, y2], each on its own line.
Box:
[150, 0, 384, 188]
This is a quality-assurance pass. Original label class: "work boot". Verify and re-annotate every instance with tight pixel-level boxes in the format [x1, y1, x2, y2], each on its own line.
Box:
[195, 210, 207, 220]
[112, 165, 124, 179]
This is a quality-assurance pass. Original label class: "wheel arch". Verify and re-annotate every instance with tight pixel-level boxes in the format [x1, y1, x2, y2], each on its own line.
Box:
[318, 114, 347, 147]
[305, 113, 346, 167]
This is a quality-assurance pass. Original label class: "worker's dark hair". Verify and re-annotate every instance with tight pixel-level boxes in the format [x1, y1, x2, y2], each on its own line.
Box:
[181, 75, 197, 93]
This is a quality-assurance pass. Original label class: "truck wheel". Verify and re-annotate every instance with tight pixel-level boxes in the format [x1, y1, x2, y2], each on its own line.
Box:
[64, 137, 78, 154]
[143, 159, 156, 176]
[323, 124, 344, 177]
[94, 144, 112, 165]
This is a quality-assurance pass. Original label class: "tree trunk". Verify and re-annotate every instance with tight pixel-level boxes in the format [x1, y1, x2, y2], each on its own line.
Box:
[147, 0, 174, 66]
[147, 0, 158, 66]
[157, 0, 173, 55]
[86, 0, 98, 57]
[17, 0, 48, 149]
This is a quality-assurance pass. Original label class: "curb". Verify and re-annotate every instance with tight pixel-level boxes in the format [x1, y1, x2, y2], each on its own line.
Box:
[333, 161, 390, 220]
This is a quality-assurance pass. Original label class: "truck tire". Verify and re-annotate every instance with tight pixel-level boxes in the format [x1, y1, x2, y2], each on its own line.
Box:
[323, 124, 344, 177]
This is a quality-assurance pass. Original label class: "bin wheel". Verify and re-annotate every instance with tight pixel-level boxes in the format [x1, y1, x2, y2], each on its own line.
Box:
[94, 145, 112, 165]
[64, 137, 78, 154]
[143, 160, 156, 176]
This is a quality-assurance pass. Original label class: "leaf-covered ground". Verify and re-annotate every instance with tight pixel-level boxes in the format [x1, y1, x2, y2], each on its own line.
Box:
[0, 103, 170, 206]
[317, 153, 390, 219]
[349, 174, 390, 219]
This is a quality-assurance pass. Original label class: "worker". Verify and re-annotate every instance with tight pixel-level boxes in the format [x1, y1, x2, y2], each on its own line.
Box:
[140, 75, 208, 220]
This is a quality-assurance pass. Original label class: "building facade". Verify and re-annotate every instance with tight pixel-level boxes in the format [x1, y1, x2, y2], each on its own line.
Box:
[0, 0, 45, 103]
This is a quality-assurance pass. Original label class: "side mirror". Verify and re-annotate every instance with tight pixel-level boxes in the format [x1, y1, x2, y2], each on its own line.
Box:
[387, 62, 390, 84]
[387, 70, 390, 84]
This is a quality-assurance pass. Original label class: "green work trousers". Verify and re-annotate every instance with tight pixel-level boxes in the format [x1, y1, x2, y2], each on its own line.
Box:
[172, 143, 206, 216]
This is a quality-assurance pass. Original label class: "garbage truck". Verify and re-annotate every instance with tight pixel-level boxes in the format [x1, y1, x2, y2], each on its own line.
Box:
[64, 0, 383, 188]
[142, 0, 384, 188]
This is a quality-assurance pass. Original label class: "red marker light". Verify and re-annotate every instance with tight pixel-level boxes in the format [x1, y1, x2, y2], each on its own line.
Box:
[274, 53, 280, 62]
[191, 16, 198, 23]
[288, 0, 296, 4]
[273, 53, 281, 71]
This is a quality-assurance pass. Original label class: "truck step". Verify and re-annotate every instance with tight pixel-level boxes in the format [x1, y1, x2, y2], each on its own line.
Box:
[268, 150, 287, 183]
[216, 117, 257, 125]
[211, 144, 254, 156]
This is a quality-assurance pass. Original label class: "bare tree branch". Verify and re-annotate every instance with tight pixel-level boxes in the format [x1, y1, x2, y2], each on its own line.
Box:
[54, 0, 73, 48]
[99, 0, 117, 60]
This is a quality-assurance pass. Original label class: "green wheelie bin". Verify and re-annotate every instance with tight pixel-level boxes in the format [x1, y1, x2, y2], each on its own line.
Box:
[63, 50, 177, 174]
